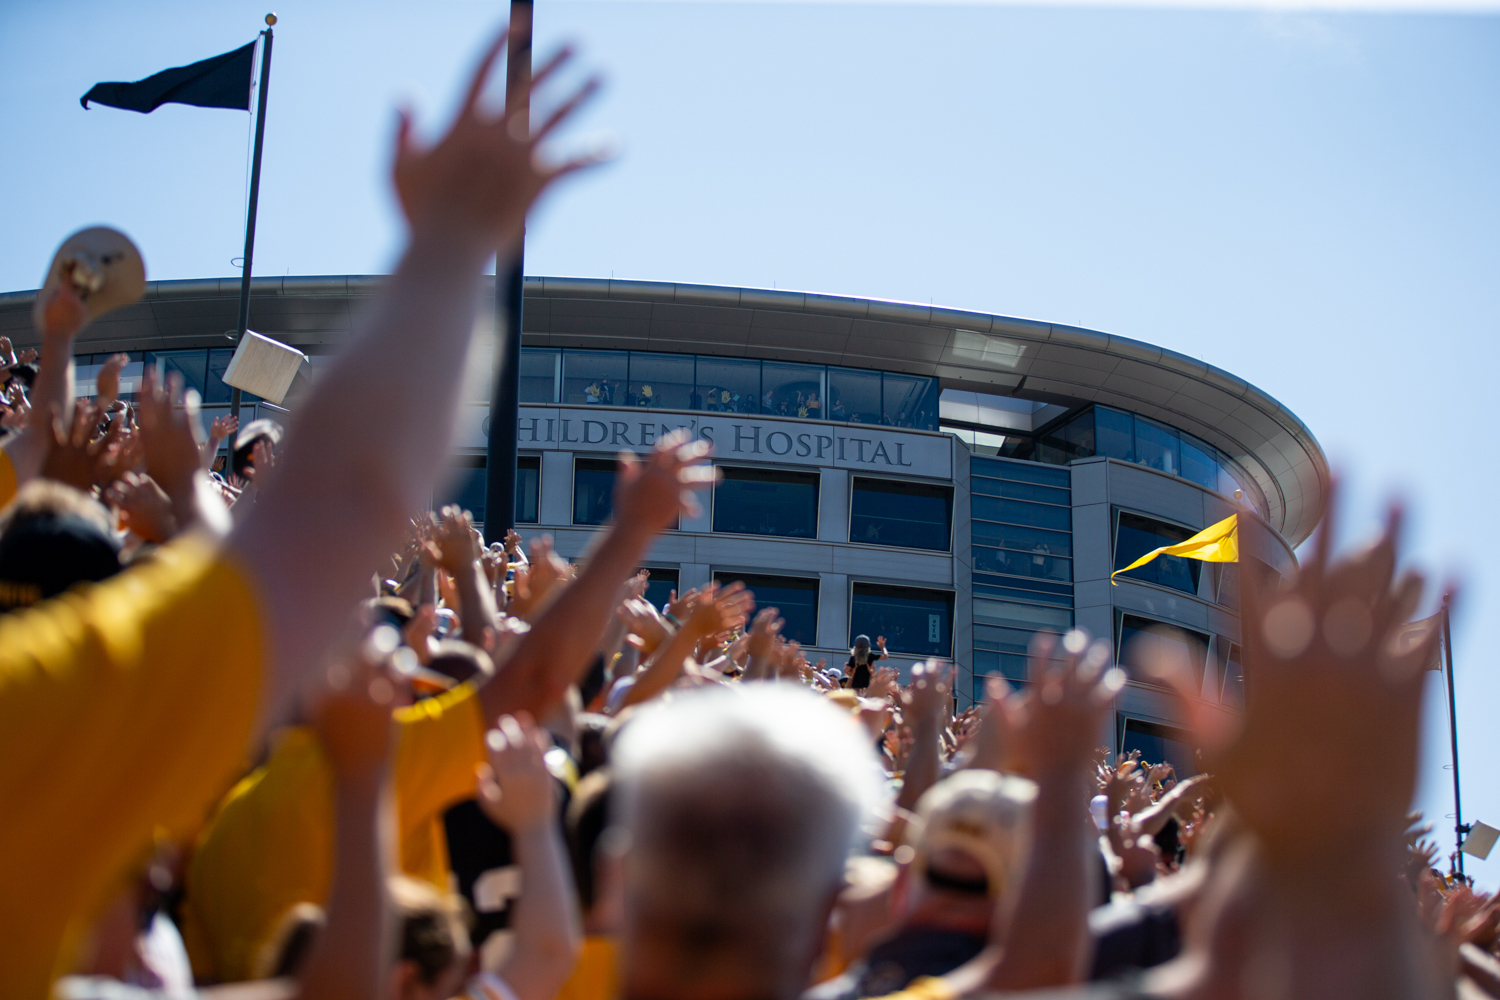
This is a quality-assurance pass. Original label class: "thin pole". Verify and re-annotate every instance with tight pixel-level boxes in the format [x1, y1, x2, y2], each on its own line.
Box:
[229, 21, 275, 440]
[1443, 603, 1465, 878]
[483, 0, 532, 542]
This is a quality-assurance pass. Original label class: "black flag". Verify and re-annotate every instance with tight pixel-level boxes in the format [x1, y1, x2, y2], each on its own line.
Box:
[81, 42, 255, 113]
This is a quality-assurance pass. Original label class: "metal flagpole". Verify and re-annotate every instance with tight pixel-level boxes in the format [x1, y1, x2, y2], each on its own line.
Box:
[483, 0, 532, 543]
[228, 14, 277, 444]
[1443, 602, 1466, 878]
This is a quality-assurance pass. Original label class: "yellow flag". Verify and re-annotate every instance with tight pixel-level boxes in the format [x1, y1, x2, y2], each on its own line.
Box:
[1111, 513, 1238, 584]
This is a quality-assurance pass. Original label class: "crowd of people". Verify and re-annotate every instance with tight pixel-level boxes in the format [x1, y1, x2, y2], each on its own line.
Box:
[3, 23, 1499, 1000]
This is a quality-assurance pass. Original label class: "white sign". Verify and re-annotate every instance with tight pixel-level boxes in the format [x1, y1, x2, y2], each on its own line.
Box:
[457, 405, 953, 480]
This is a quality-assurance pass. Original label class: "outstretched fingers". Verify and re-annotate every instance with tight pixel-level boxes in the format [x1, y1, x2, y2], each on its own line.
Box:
[460, 27, 511, 118]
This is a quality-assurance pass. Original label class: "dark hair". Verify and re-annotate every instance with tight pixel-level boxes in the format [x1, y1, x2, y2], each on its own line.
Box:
[0, 481, 121, 611]
[230, 437, 262, 477]
[566, 768, 612, 909]
[7, 364, 37, 390]
[392, 877, 469, 984]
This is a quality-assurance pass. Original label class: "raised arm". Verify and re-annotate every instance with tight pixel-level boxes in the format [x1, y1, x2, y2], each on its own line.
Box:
[478, 432, 716, 722]
[893, 660, 952, 813]
[228, 30, 603, 735]
[476, 713, 582, 1000]
[2, 282, 85, 488]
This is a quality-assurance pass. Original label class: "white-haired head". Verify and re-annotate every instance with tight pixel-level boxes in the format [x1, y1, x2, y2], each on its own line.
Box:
[611, 684, 887, 997]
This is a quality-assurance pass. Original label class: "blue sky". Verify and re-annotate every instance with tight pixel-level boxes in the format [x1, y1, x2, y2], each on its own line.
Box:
[3, 1, 1498, 884]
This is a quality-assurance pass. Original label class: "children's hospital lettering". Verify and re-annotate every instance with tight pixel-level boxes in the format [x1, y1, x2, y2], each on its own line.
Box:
[463, 406, 952, 479]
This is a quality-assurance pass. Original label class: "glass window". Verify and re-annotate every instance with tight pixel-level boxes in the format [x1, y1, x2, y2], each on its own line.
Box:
[761, 362, 824, 420]
[205, 348, 258, 404]
[1180, 434, 1218, 491]
[1094, 406, 1134, 462]
[882, 374, 938, 430]
[153, 349, 208, 399]
[1114, 511, 1201, 595]
[851, 583, 953, 658]
[972, 495, 1071, 532]
[974, 625, 1040, 685]
[971, 521, 1071, 557]
[1216, 563, 1240, 608]
[944, 425, 1009, 457]
[439, 455, 487, 521]
[1220, 642, 1244, 709]
[627, 352, 695, 410]
[641, 568, 678, 614]
[970, 477, 1071, 506]
[1120, 717, 1198, 776]
[973, 580, 1074, 607]
[849, 478, 952, 551]
[1037, 409, 1095, 465]
[973, 598, 1073, 632]
[716, 572, 819, 646]
[519, 348, 559, 403]
[1117, 614, 1208, 686]
[974, 650, 1029, 690]
[563, 351, 628, 406]
[1133, 416, 1180, 476]
[695, 358, 760, 414]
[712, 466, 819, 538]
[827, 368, 880, 425]
[970, 457, 1069, 488]
[573, 458, 617, 525]
[516, 455, 540, 524]
[973, 546, 1072, 583]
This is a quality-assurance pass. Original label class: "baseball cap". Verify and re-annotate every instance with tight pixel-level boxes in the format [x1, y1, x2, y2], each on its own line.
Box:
[907, 770, 1038, 899]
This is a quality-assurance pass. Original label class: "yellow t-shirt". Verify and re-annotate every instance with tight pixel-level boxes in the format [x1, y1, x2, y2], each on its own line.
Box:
[553, 935, 620, 1000]
[0, 446, 17, 508]
[0, 535, 264, 1000]
[180, 682, 487, 982]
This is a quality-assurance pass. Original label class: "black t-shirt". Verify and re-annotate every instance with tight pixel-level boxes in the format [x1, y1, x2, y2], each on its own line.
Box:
[804, 926, 987, 1000]
[846, 651, 885, 690]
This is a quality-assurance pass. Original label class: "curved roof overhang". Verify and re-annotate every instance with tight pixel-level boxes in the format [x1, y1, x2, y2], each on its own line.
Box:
[0, 274, 1328, 545]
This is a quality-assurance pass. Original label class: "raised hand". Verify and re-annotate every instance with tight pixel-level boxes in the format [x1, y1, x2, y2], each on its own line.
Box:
[208, 414, 239, 444]
[94, 353, 130, 407]
[393, 28, 605, 253]
[867, 665, 900, 700]
[1004, 631, 1123, 781]
[687, 580, 752, 639]
[104, 471, 178, 543]
[618, 596, 671, 656]
[313, 629, 401, 783]
[902, 659, 955, 721]
[432, 505, 482, 574]
[476, 713, 556, 833]
[1179, 489, 1445, 868]
[612, 430, 718, 535]
[40, 398, 115, 491]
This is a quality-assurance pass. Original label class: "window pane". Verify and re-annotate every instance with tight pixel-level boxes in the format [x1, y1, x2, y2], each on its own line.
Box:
[573, 458, 617, 525]
[970, 477, 1071, 506]
[1180, 434, 1218, 491]
[716, 572, 819, 646]
[712, 466, 819, 538]
[973, 598, 1073, 632]
[973, 580, 1075, 607]
[695, 358, 760, 414]
[969, 457, 1069, 488]
[563, 351, 628, 406]
[641, 568, 678, 614]
[1094, 406, 1134, 462]
[850, 478, 952, 551]
[761, 363, 824, 420]
[153, 350, 208, 399]
[1121, 718, 1198, 776]
[206, 348, 259, 404]
[973, 545, 1072, 582]
[827, 368, 880, 425]
[1038, 409, 1095, 464]
[974, 624, 1040, 655]
[1133, 416, 1180, 476]
[974, 649, 1030, 686]
[1117, 614, 1208, 687]
[971, 520, 1072, 557]
[519, 349, 558, 403]
[516, 456, 540, 524]
[971, 495, 1071, 531]
[627, 352, 695, 410]
[440, 455, 487, 522]
[1114, 511, 1201, 595]
[882, 374, 938, 430]
[1220, 642, 1244, 709]
[1216, 563, 1240, 608]
[851, 583, 953, 658]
